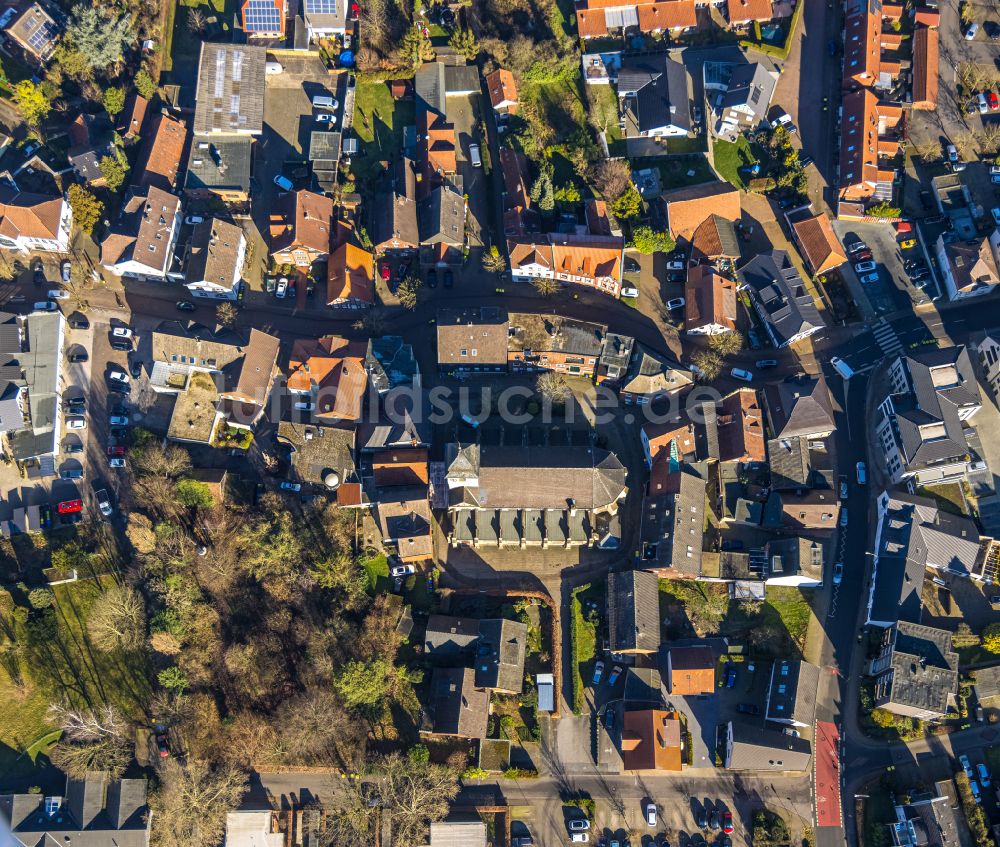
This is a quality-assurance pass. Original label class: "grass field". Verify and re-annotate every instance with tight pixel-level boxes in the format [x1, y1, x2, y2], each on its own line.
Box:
[351, 81, 415, 181]
[570, 583, 602, 715]
[714, 136, 758, 189]
[657, 155, 716, 190]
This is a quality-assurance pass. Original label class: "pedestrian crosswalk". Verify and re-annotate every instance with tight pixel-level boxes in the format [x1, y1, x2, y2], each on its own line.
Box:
[872, 319, 904, 358]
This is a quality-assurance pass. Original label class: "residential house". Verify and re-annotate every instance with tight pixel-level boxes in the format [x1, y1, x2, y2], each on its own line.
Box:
[620, 710, 684, 771]
[424, 667, 489, 738]
[445, 442, 627, 549]
[508, 238, 555, 283]
[705, 388, 767, 464]
[424, 614, 481, 657]
[418, 185, 467, 265]
[619, 344, 693, 404]
[607, 569, 661, 654]
[709, 62, 778, 140]
[508, 235, 625, 298]
[663, 181, 742, 243]
[241, 0, 285, 36]
[641, 417, 697, 468]
[372, 157, 420, 254]
[912, 22, 939, 110]
[66, 113, 116, 186]
[193, 43, 266, 135]
[184, 218, 246, 300]
[0, 187, 71, 254]
[765, 660, 820, 727]
[357, 387, 433, 453]
[838, 87, 903, 204]
[867, 490, 984, 628]
[327, 242, 375, 309]
[414, 61, 481, 116]
[507, 313, 607, 378]
[690, 214, 741, 264]
[666, 645, 715, 695]
[285, 336, 368, 422]
[270, 190, 333, 268]
[302, 0, 346, 40]
[738, 250, 823, 348]
[617, 54, 691, 138]
[868, 621, 958, 720]
[581, 50, 623, 84]
[437, 307, 509, 375]
[598, 332, 635, 383]
[137, 112, 188, 192]
[3, 2, 59, 63]
[429, 822, 488, 847]
[685, 266, 738, 335]
[365, 337, 421, 394]
[723, 722, 812, 770]
[224, 810, 284, 847]
[374, 449, 429, 488]
[764, 536, 826, 586]
[791, 213, 848, 277]
[766, 488, 840, 532]
[726, 0, 774, 26]
[575, 0, 696, 39]
[499, 147, 533, 237]
[101, 185, 182, 282]
[874, 346, 982, 486]
[639, 467, 707, 577]
[185, 137, 253, 203]
[972, 664, 1000, 707]
[486, 69, 518, 115]
[118, 93, 148, 141]
[475, 617, 528, 693]
[416, 109, 457, 196]
[935, 234, 999, 301]
[889, 790, 963, 847]
[975, 331, 1000, 403]
[764, 374, 835, 441]
[0, 772, 149, 847]
[376, 490, 433, 562]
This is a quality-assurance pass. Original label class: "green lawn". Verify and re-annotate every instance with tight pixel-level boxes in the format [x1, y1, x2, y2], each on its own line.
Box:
[361, 553, 390, 593]
[656, 155, 716, 190]
[570, 583, 602, 715]
[352, 81, 415, 180]
[714, 136, 759, 190]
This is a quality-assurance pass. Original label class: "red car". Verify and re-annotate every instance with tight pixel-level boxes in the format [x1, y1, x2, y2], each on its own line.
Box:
[379, 261, 391, 281]
[57, 499, 83, 514]
[989, 91, 999, 110]
[107, 446, 125, 456]
[349, 1, 360, 17]
[723, 813, 734, 834]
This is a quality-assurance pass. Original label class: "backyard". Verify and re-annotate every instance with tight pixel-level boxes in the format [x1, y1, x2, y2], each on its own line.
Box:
[351, 80, 416, 182]
[714, 136, 759, 190]
[570, 582, 603, 715]
[162, 0, 237, 92]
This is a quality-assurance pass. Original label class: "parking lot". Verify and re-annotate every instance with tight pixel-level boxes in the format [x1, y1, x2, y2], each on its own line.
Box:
[832, 220, 935, 314]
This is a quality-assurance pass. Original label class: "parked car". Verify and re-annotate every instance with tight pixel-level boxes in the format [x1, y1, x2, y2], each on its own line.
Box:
[130, 358, 142, 379]
[854, 260, 877, 273]
[899, 238, 916, 249]
[112, 326, 133, 340]
[33, 301, 58, 312]
[846, 240, 867, 254]
[273, 174, 293, 190]
[840, 509, 849, 527]
[920, 190, 933, 209]
[646, 803, 657, 827]
[391, 564, 416, 577]
[970, 779, 982, 803]
[185, 215, 204, 225]
[109, 457, 126, 468]
[570, 836, 589, 844]
[770, 112, 797, 133]
[279, 481, 301, 492]
[665, 297, 685, 310]
[276, 277, 288, 298]
[110, 339, 132, 352]
[315, 113, 335, 124]
[725, 665, 737, 688]
[966, 21, 980, 39]
[107, 445, 125, 457]
[859, 272, 879, 284]
[109, 415, 130, 426]
[977, 762, 991, 787]
[108, 370, 129, 384]
[979, 92, 989, 114]
[730, 368, 753, 382]
[32, 259, 45, 285]
[621, 286, 640, 298]
[607, 665, 623, 686]
[696, 809, 708, 829]
[947, 144, 966, 171]
[710, 810, 721, 831]
[70, 316, 89, 330]
[987, 20, 1000, 38]
[840, 476, 848, 499]
[176, 300, 196, 311]
[992, 208, 1000, 227]
[427, 269, 438, 288]
[592, 660, 605, 686]
[755, 359, 778, 368]
[443, 269, 454, 288]
[155, 733, 170, 758]
[568, 820, 591, 832]
[61, 261, 71, 283]
[67, 351, 87, 363]
[723, 813, 734, 834]
[856, 461, 867, 484]
[833, 562, 844, 585]
[66, 416, 86, 430]
[737, 703, 759, 715]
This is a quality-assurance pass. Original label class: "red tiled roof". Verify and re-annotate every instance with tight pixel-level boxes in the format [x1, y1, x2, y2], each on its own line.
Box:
[912, 25, 939, 110]
[638, 0, 697, 30]
[792, 213, 848, 275]
[726, 0, 772, 23]
[138, 113, 188, 192]
[577, 7, 609, 37]
[485, 69, 518, 109]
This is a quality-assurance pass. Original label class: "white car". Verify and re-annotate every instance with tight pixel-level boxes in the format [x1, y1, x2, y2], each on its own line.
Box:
[316, 113, 336, 124]
[832, 562, 844, 584]
[854, 261, 877, 273]
[66, 416, 87, 430]
[959, 754, 974, 779]
[109, 415, 130, 426]
[185, 215, 204, 225]
[108, 370, 129, 384]
[391, 564, 416, 577]
[276, 277, 288, 298]
[109, 457, 126, 469]
[966, 21, 980, 39]
[47, 289, 69, 300]
[112, 327, 134, 339]
[978, 762, 991, 787]
[33, 301, 58, 312]
[666, 259, 685, 271]
[570, 836, 589, 845]
[646, 803, 657, 827]
[665, 297, 685, 310]
[731, 368, 754, 382]
[568, 820, 591, 832]
[979, 92, 990, 114]
[621, 286, 639, 298]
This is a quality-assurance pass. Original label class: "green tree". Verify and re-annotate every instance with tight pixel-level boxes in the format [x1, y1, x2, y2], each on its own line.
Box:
[537, 177, 554, 212]
[103, 86, 126, 117]
[135, 68, 157, 99]
[67, 184, 104, 234]
[448, 27, 479, 60]
[871, 708, 896, 728]
[13, 80, 50, 126]
[631, 225, 675, 254]
[158, 666, 189, 695]
[400, 25, 435, 72]
[175, 479, 215, 509]
[983, 622, 1000, 653]
[51, 45, 91, 80]
[66, 4, 136, 70]
[482, 245, 507, 274]
[408, 744, 430, 765]
[707, 330, 744, 357]
[333, 657, 395, 713]
[554, 183, 581, 209]
[867, 200, 902, 218]
[609, 186, 642, 220]
[99, 155, 128, 191]
[397, 275, 423, 310]
[27, 588, 53, 609]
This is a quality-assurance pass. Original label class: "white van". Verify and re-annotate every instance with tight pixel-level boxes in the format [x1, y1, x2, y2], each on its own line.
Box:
[469, 143, 482, 168]
[831, 356, 854, 380]
[311, 94, 336, 109]
[265, 61, 283, 75]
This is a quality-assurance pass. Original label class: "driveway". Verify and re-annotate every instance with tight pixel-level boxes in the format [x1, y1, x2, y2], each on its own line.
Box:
[447, 92, 490, 248]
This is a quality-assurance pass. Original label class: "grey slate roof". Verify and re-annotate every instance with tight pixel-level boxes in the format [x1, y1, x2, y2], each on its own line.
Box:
[737, 250, 823, 347]
[185, 137, 252, 192]
[185, 218, 243, 289]
[973, 664, 1000, 702]
[418, 185, 466, 245]
[429, 821, 488, 847]
[193, 43, 266, 134]
[8, 311, 61, 461]
[428, 666, 489, 738]
[356, 388, 433, 451]
[618, 54, 691, 137]
[765, 660, 820, 725]
[721, 62, 776, 123]
[640, 467, 707, 575]
[475, 618, 528, 693]
[624, 666, 665, 704]
[424, 614, 480, 656]
[508, 313, 607, 358]
[607, 569, 661, 653]
[764, 374, 835, 440]
[372, 157, 420, 248]
[275, 421, 356, 487]
[726, 722, 812, 770]
[303, 0, 346, 32]
[366, 336, 420, 393]
[415, 62, 482, 115]
[1, 773, 148, 847]
[877, 621, 958, 717]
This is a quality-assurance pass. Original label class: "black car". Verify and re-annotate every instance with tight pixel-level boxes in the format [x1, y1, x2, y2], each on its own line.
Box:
[919, 190, 933, 209]
[799, 154, 813, 169]
[109, 382, 130, 395]
[426, 269, 438, 288]
[63, 442, 84, 455]
[67, 351, 88, 363]
[827, 38, 837, 55]
[32, 260, 44, 285]
[176, 300, 196, 312]
[70, 316, 89, 330]
[443, 270, 454, 288]
[710, 811, 721, 831]
[925, 214, 946, 225]
[737, 703, 760, 715]
[110, 339, 132, 352]
[129, 358, 142, 379]
[396, 261, 410, 281]
[624, 257, 641, 274]
[697, 809, 708, 829]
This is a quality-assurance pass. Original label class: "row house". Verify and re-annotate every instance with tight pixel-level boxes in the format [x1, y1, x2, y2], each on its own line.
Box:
[184, 217, 246, 300]
[269, 189, 334, 269]
[101, 185, 182, 282]
[508, 234, 624, 297]
[838, 88, 903, 203]
[685, 266, 738, 335]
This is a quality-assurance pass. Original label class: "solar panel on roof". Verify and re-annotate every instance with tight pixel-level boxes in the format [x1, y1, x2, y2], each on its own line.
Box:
[243, 0, 281, 31]
[305, 0, 338, 14]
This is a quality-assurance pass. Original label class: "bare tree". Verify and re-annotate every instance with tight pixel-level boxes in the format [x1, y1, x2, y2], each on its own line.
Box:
[276, 688, 367, 768]
[952, 130, 977, 162]
[910, 138, 942, 163]
[360, 0, 389, 48]
[51, 735, 131, 779]
[187, 7, 207, 33]
[215, 302, 238, 328]
[482, 245, 507, 274]
[352, 306, 387, 335]
[978, 122, 1000, 156]
[531, 277, 561, 297]
[592, 159, 632, 201]
[50, 704, 131, 743]
[88, 584, 146, 653]
[371, 753, 461, 845]
[691, 350, 723, 382]
[397, 276, 423, 310]
[536, 371, 571, 403]
[134, 441, 192, 478]
[150, 760, 248, 847]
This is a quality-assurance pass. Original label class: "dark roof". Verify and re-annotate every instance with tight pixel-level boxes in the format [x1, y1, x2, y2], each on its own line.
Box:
[366, 336, 419, 393]
[193, 43, 266, 134]
[764, 374, 835, 440]
[356, 388, 434, 451]
[415, 62, 481, 114]
[624, 666, 665, 703]
[765, 660, 820, 725]
[418, 185, 466, 245]
[878, 621, 958, 716]
[618, 54, 691, 137]
[475, 618, 528, 693]
[973, 664, 1000, 702]
[185, 137, 252, 192]
[737, 250, 822, 347]
[726, 722, 812, 770]
[372, 157, 420, 248]
[1, 773, 148, 847]
[424, 614, 480, 655]
[607, 569, 661, 653]
[275, 422, 356, 487]
[721, 63, 776, 122]
[428, 667, 489, 738]
[639, 468, 707, 575]
[508, 313, 606, 357]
